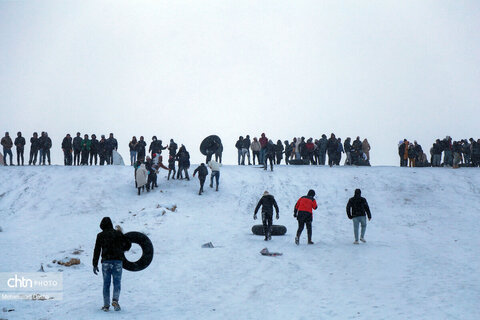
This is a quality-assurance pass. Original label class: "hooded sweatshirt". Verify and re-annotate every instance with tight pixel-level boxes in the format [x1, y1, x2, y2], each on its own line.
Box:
[346, 189, 371, 219]
[92, 217, 131, 267]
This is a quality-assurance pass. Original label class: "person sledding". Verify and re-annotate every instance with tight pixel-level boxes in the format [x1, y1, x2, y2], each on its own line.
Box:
[294, 189, 318, 245]
[254, 191, 279, 241]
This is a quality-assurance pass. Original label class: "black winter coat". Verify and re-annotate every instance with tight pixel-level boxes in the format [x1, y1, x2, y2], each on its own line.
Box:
[92, 217, 131, 267]
[327, 138, 338, 153]
[62, 137, 72, 150]
[346, 193, 371, 219]
[30, 137, 40, 152]
[73, 136, 82, 151]
[254, 195, 279, 215]
[194, 164, 208, 179]
[90, 139, 99, 153]
[15, 137, 26, 150]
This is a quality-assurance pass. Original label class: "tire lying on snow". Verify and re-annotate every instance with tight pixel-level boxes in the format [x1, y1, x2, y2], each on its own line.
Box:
[251, 225, 287, 236]
[123, 232, 154, 272]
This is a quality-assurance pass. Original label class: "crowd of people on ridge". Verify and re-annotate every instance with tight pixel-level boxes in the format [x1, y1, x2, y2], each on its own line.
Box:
[235, 133, 371, 170]
[398, 136, 480, 168]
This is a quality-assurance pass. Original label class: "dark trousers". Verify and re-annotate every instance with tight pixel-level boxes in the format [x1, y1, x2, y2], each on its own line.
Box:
[90, 152, 98, 165]
[276, 153, 282, 165]
[252, 151, 260, 165]
[199, 177, 206, 194]
[29, 149, 38, 165]
[41, 149, 50, 165]
[81, 150, 89, 165]
[296, 212, 312, 241]
[262, 212, 273, 237]
[264, 155, 274, 171]
[168, 168, 176, 180]
[64, 150, 72, 166]
[17, 148, 24, 165]
[328, 152, 335, 166]
[177, 167, 189, 180]
[74, 150, 81, 165]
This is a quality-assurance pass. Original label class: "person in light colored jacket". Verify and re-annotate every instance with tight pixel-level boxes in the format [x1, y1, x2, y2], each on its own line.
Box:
[208, 159, 222, 191]
[362, 139, 371, 161]
[250, 138, 261, 165]
[135, 163, 148, 195]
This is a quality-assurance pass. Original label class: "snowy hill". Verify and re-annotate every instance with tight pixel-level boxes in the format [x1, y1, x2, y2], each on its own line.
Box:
[0, 165, 479, 319]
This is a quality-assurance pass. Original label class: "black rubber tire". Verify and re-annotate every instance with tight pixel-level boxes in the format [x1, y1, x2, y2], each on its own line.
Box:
[251, 224, 287, 236]
[200, 135, 222, 156]
[122, 232, 154, 272]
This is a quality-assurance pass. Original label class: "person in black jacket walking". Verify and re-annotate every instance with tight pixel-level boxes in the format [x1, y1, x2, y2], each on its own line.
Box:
[346, 189, 372, 244]
[93, 217, 131, 312]
[254, 191, 279, 241]
[61, 134, 73, 165]
[193, 163, 208, 195]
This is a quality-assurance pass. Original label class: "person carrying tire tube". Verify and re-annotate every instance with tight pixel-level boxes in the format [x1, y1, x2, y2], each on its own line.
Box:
[294, 189, 318, 245]
[254, 191, 279, 241]
[93, 217, 132, 312]
[193, 163, 208, 195]
[346, 189, 371, 244]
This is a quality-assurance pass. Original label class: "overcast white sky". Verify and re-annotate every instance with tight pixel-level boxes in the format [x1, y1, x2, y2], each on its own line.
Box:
[1, 0, 479, 165]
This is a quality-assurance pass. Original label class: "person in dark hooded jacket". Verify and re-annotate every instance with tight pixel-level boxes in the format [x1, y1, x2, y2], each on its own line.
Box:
[90, 134, 99, 165]
[275, 140, 284, 164]
[193, 163, 208, 195]
[29, 132, 40, 165]
[254, 191, 279, 241]
[346, 189, 371, 244]
[326, 133, 338, 167]
[264, 140, 276, 171]
[73, 132, 82, 166]
[92, 217, 131, 312]
[61, 134, 73, 166]
[14, 132, 26, 166]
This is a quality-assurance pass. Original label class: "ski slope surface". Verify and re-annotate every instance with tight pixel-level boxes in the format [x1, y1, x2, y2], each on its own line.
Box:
[0, 165, 479, 319]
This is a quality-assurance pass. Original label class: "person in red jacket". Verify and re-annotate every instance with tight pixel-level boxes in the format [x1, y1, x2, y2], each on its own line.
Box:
[294, 189, 318, 245]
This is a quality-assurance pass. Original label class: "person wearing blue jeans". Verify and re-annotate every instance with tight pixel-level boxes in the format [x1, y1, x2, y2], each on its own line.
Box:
[208, 159, 221, 191]
[346, 189, 372, 244]
[102, 260, 123, 309]
[93, 217, 131, 312]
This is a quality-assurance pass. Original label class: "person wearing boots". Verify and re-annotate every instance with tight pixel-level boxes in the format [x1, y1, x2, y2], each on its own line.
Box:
[294, 189, 318, 245]
[73, 132, 82, 166]
[346, 189, 372, 244]
[61, 133, 73, 166]
[29, 132, 40, 165]
[254, 191, 279, 241]
[92, 217, 131, 312]
[193, 163, 209, 195]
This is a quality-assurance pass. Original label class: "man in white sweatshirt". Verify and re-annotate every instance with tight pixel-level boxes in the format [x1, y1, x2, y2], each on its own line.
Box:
[208, 159, 222, 191]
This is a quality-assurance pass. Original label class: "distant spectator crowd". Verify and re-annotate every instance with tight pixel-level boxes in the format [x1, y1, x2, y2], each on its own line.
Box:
[398, 136, 480, 168]
[235, 133, 371, 170]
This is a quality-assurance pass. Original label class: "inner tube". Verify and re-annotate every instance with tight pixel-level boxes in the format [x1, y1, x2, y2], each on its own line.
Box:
[251, 225, 287, 236]
[200, 135, 222, 156]
[122, 232, 154, 272]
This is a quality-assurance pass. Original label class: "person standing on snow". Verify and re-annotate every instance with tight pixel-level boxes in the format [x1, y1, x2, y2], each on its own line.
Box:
[73, 132, 82, 166]
[1, 132, 13, 166]
[92, 217, 132, 312]
[40, 132, 52, 165]
[136, 136, 147, 161]
[81, 134, 91, 165]
[193, 163, 209, 195]
[243, 135, 252, 165]
[90, 134, 99, 165]
[235, 136, 244, 165]
[29, 132, 40, 165]
[129, 137, 138, 166]
[61, 133, 73, 166]
[259, 133, 268, 165]
[106, 133, 118, 165]
[250, 137, 261, 165]
[135, 162, 148, 195]
[176, 145, 190, 180]
[264, 140, 276, 171]
[14, 132, 26, 166]
[294, 189, 318, 245]
[208, 159, 221, 191]
[168, 139, 178, 157]
[346, 189, 372, 244]
[254, 191, 279, 241]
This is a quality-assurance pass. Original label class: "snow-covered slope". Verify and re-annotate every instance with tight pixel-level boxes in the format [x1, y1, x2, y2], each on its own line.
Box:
[0, 165, 479, 319]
